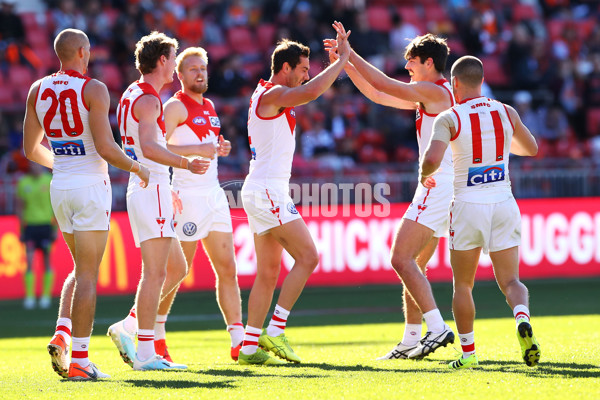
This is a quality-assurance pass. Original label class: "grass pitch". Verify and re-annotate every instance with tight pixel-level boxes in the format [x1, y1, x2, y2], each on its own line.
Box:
[0, 279, 598, 399]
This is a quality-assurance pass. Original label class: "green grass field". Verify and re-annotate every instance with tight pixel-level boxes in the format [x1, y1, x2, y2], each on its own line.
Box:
[1, 279, 599, 399]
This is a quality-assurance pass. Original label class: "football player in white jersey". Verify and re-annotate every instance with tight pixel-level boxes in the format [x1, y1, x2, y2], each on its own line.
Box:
[23, 28, 150, 380]
[326, 27, 455, 359]
[154, 47, 244, 362]
[420, 55, 539, 369]
[237, 22, 351, 365]
[106, 32, 209, 372]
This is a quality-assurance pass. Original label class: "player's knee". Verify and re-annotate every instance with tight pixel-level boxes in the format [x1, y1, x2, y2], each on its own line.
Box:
[215, 260, 238, 282]
[390, 254, 411, 275]
[297, 249, 319, 271]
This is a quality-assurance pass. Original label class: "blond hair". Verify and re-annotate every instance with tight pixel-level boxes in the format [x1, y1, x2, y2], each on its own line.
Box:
[176, 47, 208, 73]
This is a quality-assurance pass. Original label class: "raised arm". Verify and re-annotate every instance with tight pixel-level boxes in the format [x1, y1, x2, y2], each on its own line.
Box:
[324, 38, 416, 110]
[86, 79, 149, 187]
[164, 99, 216, 159]
[134, 94, 209, 174]
[420, 112, 454, 186]
[506, 105, 538, 157]
[23, 81, 54, 169]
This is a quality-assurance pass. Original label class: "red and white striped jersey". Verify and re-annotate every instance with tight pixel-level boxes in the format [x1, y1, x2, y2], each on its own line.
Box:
[446, 96, 515, 203]
[168, 91, 221, 190]
[245, 79, 297, 188]
[415, 79, 455, 182]
[117, 81, 170, 191]
[35, 70, 108, 189]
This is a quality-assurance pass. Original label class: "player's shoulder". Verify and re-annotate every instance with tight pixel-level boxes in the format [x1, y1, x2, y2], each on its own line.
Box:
[163, 96, 187, 117]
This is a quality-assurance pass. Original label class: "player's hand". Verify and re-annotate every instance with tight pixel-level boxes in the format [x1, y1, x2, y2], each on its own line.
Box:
[332, 21, 351, 61]
[188, 157, 210, 174]
[136, 164, 150, 188]
[171, 190, 183, 214]
[421, 175, 437, 189]
[323, 39, 340, 64]
[196, 143, 217, 159]
[217, 135, 231, 157]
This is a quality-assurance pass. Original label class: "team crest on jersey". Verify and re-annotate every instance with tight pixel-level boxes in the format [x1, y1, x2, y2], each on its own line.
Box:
[193, 116, 207, 125]
[209, 116, 221, 127]
[51, 140, 86, 156]
[467, 164, 505, 186]
[182, 222, 197, 236]
[125, 147, 137, 161]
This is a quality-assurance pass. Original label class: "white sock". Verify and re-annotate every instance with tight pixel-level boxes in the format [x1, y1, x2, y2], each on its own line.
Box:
[71, 336, 90, 368]
[137, 329, 155, 361]
[227, 322, 245, 347]
[240, 325, 262, 356]
[55, 317, 72, 343]
[459, 331, 475, 358]
[123, 306, 137, 334]
[402, 323, 422, 346]
[154, 314, 167, 340]
[266, 304, 290, 337]
[423, 309, 445, 333]
[513, 304, 530, 326]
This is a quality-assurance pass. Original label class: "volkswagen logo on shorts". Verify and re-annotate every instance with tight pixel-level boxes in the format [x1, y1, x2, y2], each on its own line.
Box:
[287, 202, 298, 214]
[182, 222, 197, 236]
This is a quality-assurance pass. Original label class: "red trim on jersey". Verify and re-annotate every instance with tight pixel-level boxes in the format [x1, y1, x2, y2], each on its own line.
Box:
[418, 80, 454, 117]
[130, 95, 142, 123]
[81, 79, 91, 111]
[491, 110, 505, 161]
[502, 103, 515, 130]
[451, 109, 461, 141]
[254, 79, 290, 121]
[470, 113, 483, 163]
[173, 90, 220, 141]
[458, 96, 486, 105]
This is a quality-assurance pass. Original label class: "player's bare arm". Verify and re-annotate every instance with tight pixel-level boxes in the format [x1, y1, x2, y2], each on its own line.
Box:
[86, 79, 150, 187]
[134, 94, 209, 174]
[164, 99, 216, 159]
[420, 112, 454, 186]
[23, 81, 54, 169]
[324, 39, 416, 110]
[259, 22, 350, 114]
[506, 105, 538, 157]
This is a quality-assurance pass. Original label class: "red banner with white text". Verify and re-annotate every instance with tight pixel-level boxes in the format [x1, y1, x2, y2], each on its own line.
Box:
[0, 197, 599, 300]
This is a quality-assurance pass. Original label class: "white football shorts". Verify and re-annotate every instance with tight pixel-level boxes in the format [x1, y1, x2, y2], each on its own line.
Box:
[448, 197, 521, 253]
[403, 179, 453, 238]
[174, 186, 233, 241]
[127, 183, 176, 247]
[50, 179, 111, 233]
[241, 184, 302, 235]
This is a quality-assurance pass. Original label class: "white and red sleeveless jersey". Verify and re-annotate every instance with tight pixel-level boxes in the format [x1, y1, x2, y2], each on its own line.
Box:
[245, 79, 297, 188]
[446, 96, 515, 203]
[117, 81, 170, 191]
[168, 91, 221, 191]
[415, 79, 455, 182]
[35, 70, 108, 189]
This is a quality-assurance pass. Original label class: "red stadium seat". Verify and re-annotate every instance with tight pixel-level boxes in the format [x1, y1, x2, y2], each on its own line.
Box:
[480, 56, 510, 86]
[8, 65, 34, 88]
[366, 6, 393, 33]
[205, 44, 230, 64]
[256, 23, 277, 50]
[587, 108, 600, 136]
[424, 4, 449, 22]
[227, 27, 259, 54]
[96, 64, 123, 92]
[512, 4, 538, 22]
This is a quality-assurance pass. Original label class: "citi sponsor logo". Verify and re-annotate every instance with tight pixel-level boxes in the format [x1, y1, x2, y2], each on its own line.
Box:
[51, 140, 86, 156]
[467, 164, 505, 186]
[193, 116, 207, 125]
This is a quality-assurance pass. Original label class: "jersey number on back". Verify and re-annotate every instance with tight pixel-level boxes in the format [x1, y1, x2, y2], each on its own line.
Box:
[41, 88, 84, 138]
[469, 110, 505, 164]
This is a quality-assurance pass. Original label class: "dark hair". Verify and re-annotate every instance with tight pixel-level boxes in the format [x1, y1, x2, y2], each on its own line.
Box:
[451, 56, 484, 87]
[404, 34, 450, 73]
[135, 31, 179, 74]
[271, 39, 310, 74]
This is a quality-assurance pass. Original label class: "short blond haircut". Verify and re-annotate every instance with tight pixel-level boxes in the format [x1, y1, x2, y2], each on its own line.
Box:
[176, 47, 209, 73]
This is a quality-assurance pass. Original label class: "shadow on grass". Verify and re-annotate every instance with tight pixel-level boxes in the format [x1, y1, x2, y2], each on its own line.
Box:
[122, 379, 235, 389]
[479, 360, 600, 378]
[196, 367, 325, 379]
